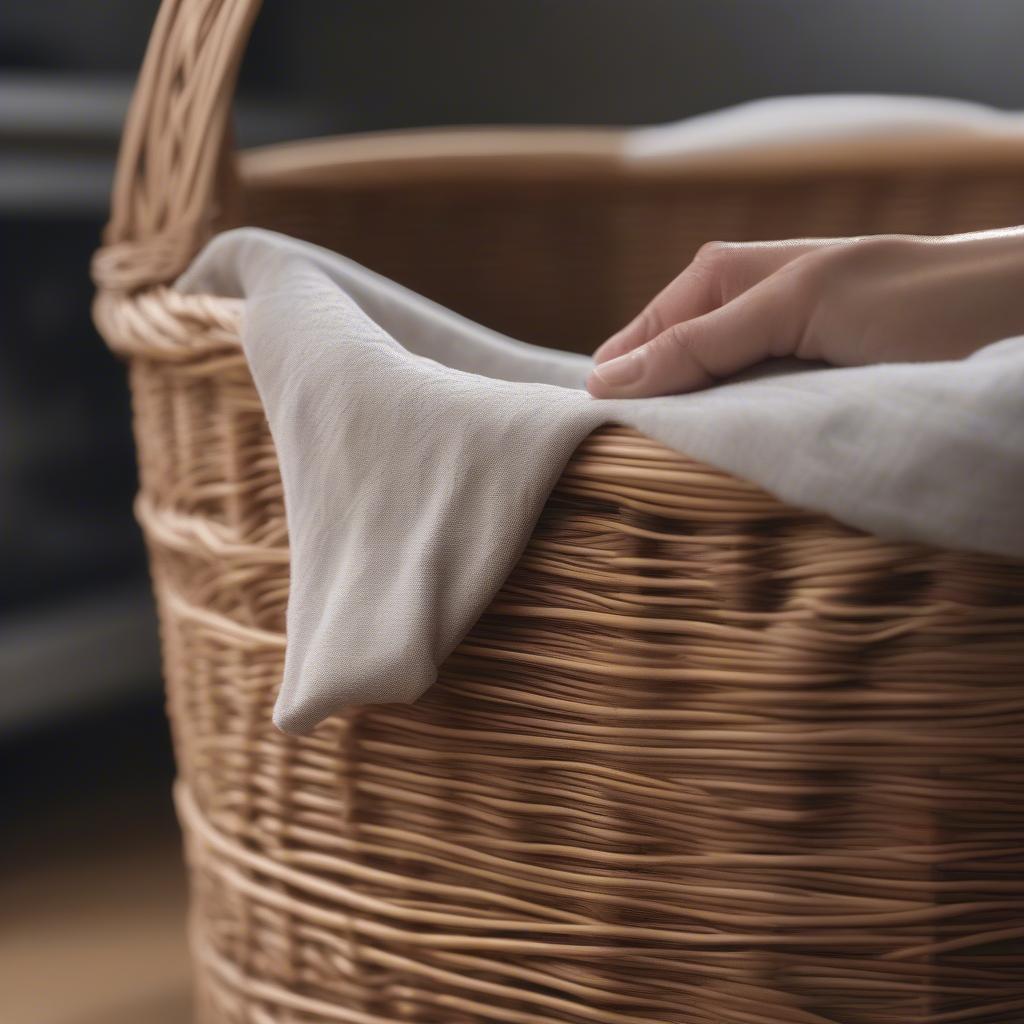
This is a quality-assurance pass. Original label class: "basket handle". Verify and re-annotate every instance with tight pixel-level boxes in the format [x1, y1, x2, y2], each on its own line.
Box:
[92, 0, 262, 292]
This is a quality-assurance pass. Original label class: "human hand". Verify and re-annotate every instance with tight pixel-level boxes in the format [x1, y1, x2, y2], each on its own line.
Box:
[587, 228, 1024, 398]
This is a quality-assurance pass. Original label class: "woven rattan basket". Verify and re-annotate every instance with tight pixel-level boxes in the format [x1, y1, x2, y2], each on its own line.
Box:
[92, 3, 1024, 1022]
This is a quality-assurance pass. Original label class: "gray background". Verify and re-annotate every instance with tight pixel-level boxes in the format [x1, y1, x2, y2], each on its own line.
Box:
[4, 1, 1024, 132]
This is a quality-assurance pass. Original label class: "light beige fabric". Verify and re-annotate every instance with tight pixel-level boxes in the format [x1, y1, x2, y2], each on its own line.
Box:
[178, 228, 1024, 734]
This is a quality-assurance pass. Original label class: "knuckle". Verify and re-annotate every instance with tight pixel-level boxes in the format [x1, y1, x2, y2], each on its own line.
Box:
[694, 239, 738, 267]
[645, 322, 715, 387]
[825, 233, 922, 273]
[857, 233, 922, 257]
[783, 233, 923, 302]
[693, 239, 760, 300]
[654, 321, 696, 357]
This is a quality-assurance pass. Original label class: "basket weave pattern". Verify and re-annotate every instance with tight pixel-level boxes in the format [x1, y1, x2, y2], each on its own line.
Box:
[102, 292, 1024, 1023]
[92, 1, 1024, 1019]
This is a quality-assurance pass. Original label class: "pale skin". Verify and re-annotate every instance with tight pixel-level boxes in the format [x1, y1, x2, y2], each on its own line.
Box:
[587, 228, 1024, 399]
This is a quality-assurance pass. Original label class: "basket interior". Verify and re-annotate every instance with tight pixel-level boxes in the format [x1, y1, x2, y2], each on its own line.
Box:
[237, 132, 1024, 352]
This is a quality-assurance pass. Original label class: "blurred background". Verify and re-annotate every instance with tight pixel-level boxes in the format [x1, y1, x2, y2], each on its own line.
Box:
[4, 2, 1024, 1022]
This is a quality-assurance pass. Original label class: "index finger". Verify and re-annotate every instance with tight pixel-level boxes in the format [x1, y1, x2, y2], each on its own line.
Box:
[594, 239, 826, 365]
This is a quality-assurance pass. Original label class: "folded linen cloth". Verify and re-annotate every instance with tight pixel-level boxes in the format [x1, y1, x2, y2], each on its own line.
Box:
[178, 226, 1024, 734]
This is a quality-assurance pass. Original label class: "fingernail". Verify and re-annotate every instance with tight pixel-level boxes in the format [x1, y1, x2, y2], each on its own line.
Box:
[591, 352, 642, 389]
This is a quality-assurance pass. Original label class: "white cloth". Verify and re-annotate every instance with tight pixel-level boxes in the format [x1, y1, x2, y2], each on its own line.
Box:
[624, 93, 1024, 160]
[177, 95, 1024, 735]
[179, 228, 1024, 735]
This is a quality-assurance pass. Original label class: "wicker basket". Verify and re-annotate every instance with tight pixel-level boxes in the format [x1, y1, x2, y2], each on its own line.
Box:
[92, 3, 1024, 1022]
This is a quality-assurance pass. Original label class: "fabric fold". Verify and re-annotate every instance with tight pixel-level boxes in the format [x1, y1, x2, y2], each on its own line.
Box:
[177, 228, 1024, 734]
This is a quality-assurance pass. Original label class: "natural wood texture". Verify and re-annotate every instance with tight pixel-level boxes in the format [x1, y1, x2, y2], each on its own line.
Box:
[92, 1, 1024, 1020]
[103, 308, 1024, 1022]
[240, 158, 1024, 351]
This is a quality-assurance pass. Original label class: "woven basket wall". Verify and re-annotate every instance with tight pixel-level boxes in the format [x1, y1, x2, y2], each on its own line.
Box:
[92, 3, 1024, 1022]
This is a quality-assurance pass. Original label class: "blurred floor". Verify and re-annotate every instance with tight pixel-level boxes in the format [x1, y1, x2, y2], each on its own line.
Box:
[1, 700, 192, 1024]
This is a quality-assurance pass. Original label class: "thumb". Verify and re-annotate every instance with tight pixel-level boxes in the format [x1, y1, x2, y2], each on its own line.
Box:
[587, 270, 805, 399]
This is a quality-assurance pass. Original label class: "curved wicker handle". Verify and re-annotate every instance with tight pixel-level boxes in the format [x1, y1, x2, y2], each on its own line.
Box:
[92, 0, 262, 292]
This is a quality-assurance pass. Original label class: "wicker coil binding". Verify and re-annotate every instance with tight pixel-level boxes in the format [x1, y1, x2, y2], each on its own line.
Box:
[93, 2, 1024, 1021]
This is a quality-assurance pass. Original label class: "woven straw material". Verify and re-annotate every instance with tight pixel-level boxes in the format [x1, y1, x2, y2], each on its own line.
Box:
[111, 291, 1024, 1023]
[92, 2, 1024, 1019]
[241, 151, 1024, 352]
[104, 145, 1024, 1024]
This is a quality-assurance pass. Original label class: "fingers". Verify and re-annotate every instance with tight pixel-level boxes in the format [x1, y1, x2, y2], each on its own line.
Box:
[587, 267, 807, 399]
[594, 239, 822, 366]
[593, 255, 718, 365]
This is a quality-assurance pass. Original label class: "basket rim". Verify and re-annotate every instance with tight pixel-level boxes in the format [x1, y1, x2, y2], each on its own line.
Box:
[238, 124, 1024, 191]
